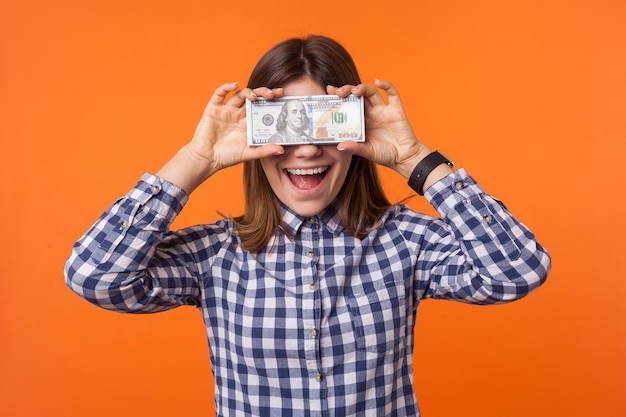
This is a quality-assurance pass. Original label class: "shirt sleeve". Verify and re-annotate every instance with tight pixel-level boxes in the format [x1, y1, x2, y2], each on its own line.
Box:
[64, 173, 202, 313]
[416, 168, 551, 304]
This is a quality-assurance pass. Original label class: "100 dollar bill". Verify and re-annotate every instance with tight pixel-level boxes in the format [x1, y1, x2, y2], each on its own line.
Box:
[246, 95, 365, 146]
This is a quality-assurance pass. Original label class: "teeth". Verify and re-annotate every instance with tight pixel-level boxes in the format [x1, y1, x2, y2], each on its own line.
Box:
[286, 167, 328, 176]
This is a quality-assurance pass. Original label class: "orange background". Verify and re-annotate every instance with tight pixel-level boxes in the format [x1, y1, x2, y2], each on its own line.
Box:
[2, 0, 625, 416]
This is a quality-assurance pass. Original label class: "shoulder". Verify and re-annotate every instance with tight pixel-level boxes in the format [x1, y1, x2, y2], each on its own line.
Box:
[380, 204, 449, 241]
[171, 217, 239, 251]
[383, 204, 434, 225]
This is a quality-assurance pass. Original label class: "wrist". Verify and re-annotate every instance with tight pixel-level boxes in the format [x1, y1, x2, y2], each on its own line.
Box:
[396, 148, 432, 179]
[156, 145, 217, 194]
[407, 151, 454, 195]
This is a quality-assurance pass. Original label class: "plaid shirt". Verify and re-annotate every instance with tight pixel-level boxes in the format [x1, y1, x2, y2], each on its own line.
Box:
[65, 168, 550, 416]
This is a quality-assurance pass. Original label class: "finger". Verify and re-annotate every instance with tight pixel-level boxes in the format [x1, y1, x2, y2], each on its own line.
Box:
[360, 82, 387, 107]
[242, 144, 285, 161]
[347, 84, 367, 97]
[326, 84, 360, 98]
[336, 141, 374, 160]
[374, 79, 403, 106]
[225, 87, 257, 108]
[270, 87, 284, 98]
[226, 85, 285, 109]
[208, 82, 240, 106]
[250, 86, 284, 100]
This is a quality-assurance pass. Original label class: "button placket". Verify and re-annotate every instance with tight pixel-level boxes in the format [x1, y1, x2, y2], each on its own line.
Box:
[299, 218, 323, 402]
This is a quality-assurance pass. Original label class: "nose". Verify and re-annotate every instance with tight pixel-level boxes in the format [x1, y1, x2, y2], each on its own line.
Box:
[293, 144, 322, 158]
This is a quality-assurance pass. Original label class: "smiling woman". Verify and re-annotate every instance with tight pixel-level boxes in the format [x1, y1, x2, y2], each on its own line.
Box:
[64, 35, 551, 417]
[237, 36, 393, 252]
[259, 79, 353, 219]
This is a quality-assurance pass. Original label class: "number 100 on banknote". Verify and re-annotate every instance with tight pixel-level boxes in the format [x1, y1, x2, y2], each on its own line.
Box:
[246, 95, 365, 146]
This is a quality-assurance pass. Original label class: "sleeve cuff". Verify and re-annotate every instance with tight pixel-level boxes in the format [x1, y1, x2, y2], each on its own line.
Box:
[424, 168, 485, 217]
[125, 173, 189, 223]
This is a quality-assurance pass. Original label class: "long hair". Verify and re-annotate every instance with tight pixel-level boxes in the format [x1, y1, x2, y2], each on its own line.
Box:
[234, 35, 392, 252]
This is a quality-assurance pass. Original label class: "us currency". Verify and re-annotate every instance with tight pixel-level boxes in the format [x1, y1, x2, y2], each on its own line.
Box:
[246, 95, 365, 146]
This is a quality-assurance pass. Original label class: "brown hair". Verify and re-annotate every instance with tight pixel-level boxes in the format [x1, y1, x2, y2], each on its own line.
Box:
[234, 35, 393, 252]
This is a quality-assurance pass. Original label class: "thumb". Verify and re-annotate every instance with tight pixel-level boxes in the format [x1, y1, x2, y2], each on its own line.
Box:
[243, 144, 285, 162]
[337, 141, 372, 160]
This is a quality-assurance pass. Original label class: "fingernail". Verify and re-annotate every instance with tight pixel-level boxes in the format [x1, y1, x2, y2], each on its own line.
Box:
[250, 92, 257, 99]
[336, 88, 343, 93]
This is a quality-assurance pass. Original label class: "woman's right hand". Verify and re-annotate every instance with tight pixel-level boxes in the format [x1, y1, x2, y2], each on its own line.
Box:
[157, 83, 285, 193]
[188, 82, 285, 173]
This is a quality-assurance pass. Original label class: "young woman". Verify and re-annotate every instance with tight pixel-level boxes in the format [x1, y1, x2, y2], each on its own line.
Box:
[65, 35, 550, 416]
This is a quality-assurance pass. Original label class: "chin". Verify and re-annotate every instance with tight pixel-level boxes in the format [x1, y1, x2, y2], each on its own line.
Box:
[289, 202, 329, 217]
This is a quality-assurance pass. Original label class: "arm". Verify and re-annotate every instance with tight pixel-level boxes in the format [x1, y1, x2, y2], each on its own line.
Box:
[64, 83, 285, 312]
[330, 80, 550, 303]
[157, 82, 285, 193]
[64, 174, 200, 313]
[416, 168, 550, 303]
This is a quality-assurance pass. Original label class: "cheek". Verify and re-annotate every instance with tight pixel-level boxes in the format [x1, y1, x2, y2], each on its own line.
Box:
[331, 154, 353, 189]
[260, 159, 281, 188]
[260, 156, 285, 196]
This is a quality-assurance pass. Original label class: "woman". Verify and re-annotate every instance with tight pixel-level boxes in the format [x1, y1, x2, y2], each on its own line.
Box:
[65, 35, 550, 416]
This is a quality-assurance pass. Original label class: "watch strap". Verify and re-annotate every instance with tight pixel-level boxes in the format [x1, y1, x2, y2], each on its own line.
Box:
[407, 151, 454, 195]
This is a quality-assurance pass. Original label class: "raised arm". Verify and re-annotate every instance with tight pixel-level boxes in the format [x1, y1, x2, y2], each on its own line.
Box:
[157, 82, 285, 193]
[64, 83, 284, 312]
[329, 80, 550, 303]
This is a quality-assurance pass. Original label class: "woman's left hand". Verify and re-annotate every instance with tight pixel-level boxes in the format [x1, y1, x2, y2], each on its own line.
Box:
[327, 79, 431, 179]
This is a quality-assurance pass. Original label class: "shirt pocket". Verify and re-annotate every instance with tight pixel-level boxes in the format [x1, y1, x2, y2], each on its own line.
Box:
[346, 280, 407, 354]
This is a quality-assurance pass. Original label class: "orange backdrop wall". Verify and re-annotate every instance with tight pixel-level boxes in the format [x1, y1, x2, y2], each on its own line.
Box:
[2, 0, 625, 416]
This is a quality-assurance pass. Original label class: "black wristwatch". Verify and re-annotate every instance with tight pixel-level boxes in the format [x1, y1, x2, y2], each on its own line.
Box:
[407, 151, 454, 195]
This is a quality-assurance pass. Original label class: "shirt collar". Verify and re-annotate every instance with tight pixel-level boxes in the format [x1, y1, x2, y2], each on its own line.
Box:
[279, 200, 345, 236]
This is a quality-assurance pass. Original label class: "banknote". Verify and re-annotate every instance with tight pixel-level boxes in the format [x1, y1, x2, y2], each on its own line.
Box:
[246, 95, 365, 146]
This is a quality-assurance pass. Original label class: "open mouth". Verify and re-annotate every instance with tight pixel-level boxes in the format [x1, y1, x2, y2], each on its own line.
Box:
[285, 166, 329, 190]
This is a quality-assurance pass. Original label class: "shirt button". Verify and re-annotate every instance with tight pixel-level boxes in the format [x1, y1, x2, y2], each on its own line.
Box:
[119, 220, 129, 230]
[483, 214, 493, 223]
[308, 217, 316, 224]
[454, 182, 465, 190]
[307, 250, 314, 259]
[150, 185, 161, 195]
[309, 283, 316, 291]
[315, 373, 323, 382]
[311, 328, 319, 336]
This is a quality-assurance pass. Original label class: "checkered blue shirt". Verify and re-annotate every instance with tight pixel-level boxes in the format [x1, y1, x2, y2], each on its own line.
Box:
[65, 168, 550, 416]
